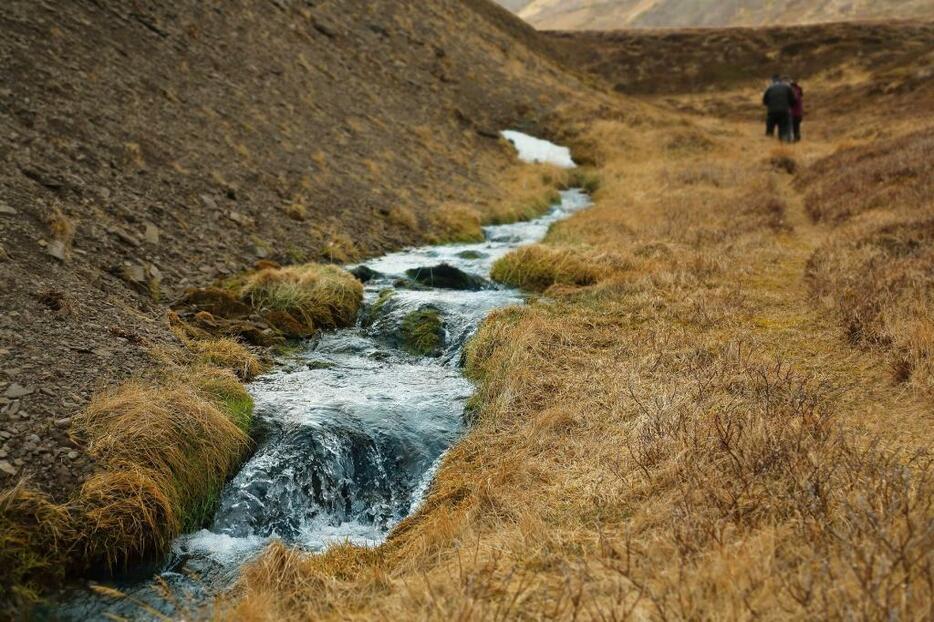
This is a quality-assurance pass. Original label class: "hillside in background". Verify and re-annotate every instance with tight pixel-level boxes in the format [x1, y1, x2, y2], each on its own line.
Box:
[498, 0, 934, 29]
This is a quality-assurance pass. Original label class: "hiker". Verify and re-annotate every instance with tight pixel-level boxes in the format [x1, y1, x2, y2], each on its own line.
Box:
[762, 75, 795, 142]
[790, 80, 804, 142]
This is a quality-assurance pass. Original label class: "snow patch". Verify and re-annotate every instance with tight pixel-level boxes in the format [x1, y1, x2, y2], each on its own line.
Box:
[501, 130, 576, 168]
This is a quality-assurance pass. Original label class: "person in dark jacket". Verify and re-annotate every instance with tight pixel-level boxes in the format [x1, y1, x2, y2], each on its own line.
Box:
[790, 80, 804, 142]
[762, 75, 795, 142]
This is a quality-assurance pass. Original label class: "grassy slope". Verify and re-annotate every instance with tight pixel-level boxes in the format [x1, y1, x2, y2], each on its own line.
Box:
[222, 24, 934, 621]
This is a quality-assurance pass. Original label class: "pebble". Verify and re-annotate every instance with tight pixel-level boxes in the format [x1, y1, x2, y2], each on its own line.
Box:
[67, 450, 79, 460]
[4, 383, 33, 398]
[0, 203, 17, 216]
[54, 417, 71, 428]
[0, 461, 16, 476]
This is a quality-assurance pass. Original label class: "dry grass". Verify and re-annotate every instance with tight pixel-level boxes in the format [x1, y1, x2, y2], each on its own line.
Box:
[799, 128, 933, 223]
[0, 483, 76, 614]
[240, 264, 363, 330]
[190, 338, 263, 380]
[224, 95, 934, 620]
[490, 244, 607, 291]
[73, 381, 250, 537]
[429, 203, 485, 243]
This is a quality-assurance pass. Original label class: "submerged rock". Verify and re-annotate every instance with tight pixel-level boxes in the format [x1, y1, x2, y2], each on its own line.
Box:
[350, 265, 382, 283]
[403, 263, 489, 290]
[400, 307, 444, 357]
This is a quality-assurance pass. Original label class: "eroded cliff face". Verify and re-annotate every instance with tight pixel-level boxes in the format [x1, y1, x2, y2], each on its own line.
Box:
[0, 0, 577, 497]
[498, 0, 934, 29]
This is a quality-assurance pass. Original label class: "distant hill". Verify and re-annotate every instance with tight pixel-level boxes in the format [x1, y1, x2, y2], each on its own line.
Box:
[497, 0, 934, 29]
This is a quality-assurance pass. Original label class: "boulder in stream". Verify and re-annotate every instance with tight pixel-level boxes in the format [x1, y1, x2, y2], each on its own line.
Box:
[403, 263, 489, 291]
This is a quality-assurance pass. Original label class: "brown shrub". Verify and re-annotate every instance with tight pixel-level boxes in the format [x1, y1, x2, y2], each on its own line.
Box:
[807, 218, 934, 390]
[799, 127, 934, 223]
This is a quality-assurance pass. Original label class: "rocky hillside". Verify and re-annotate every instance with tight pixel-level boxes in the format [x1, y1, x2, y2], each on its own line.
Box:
[498, 0, 934, 29]
[0, 0, 577, 500]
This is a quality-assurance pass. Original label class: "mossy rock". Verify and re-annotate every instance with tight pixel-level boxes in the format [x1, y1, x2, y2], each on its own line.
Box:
[400, 307, 444, 357]
[456, 250, 486, 260]
[361, 289, 396, 327]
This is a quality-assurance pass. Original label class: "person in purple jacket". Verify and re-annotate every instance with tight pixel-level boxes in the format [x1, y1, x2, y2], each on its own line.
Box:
[790, 80, 804, 142]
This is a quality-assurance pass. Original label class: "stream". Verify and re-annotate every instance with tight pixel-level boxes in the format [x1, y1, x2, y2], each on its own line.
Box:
[50, 133, 588, 621]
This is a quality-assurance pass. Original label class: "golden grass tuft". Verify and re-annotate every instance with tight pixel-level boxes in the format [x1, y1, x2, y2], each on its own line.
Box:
[73, 380, 250, 537]
[429, 203, 484, 243]
[240, 264, 363, 330]
[78, 468, 179, 568]
[190, 338, 263, 380]
[0, 483, 76, 612]
[490, 244, 606, 291]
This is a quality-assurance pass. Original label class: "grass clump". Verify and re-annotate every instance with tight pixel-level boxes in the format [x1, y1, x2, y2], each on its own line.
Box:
[400, 308, 444, 357]
[191, 338, 263, 380]
[71, 376, 252, 561]
[430, 203, 484, 243]
[0, 484, 76, 614]
[562, 167, 601, 193]
[491, 244, 604, 291]
[192, 366, 256, 432]
[240, 264, 363, 331]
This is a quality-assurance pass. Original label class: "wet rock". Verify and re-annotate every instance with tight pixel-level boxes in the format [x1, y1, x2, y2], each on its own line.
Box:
[456, 250, 486, 260]
[177, 287, 252, 319]
[350, 265, 382, 283]
[5, 383, 33, 399]
[307, 360, 336, 370]
[400, 307, 445, 357]
[404, 263, 489, 291]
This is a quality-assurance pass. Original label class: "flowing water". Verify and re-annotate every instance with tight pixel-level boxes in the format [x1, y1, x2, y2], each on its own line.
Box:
[51, 135, 588, 620]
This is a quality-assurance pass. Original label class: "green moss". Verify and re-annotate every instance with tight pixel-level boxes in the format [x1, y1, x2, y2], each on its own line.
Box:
[401, 308, 444, 357]
[195, 372, 255, 434]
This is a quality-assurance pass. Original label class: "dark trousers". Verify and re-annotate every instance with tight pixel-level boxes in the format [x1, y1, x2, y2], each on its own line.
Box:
[792, 117, 802, 142]
[766, 111, 791, 142]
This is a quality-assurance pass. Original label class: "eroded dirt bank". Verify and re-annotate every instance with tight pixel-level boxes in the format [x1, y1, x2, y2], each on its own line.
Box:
[0, 0, 579, 498]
